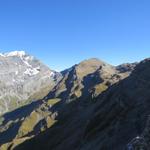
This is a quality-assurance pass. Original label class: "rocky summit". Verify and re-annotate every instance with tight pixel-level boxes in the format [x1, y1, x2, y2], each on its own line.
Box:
[0, 51, 61, 115]
[48, 58, 133, 103]
[1, 55, 150, 150]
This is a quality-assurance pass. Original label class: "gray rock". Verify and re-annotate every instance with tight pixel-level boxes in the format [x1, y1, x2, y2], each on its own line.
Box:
[0, 51, 62, 115]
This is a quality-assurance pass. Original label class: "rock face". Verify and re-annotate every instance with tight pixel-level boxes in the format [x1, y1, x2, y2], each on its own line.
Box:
[0, 51, 61, 115]
[126, 116, 150, 150]
[116, 62, 138, 73]
[6, 58, 150, 150]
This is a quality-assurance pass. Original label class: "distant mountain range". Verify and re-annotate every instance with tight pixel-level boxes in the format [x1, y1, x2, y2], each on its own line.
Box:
[0, 51, 149, 150]
[0, 51, 61, 115]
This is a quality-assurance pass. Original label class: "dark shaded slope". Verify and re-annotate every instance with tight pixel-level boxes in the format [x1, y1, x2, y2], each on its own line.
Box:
[14, 97, 95, 150]
[0, 98, 60, 149]
[0, 100, 42, 145]
[14, 58, 150, 150]
[81, 58, 150, 150]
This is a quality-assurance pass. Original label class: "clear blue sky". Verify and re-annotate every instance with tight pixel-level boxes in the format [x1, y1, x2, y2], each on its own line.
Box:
[0, 0, 150, 71]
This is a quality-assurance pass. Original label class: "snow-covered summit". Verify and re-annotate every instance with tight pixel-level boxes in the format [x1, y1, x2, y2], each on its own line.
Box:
[0, 50, 27, 57]
[4, 51, 26, 57]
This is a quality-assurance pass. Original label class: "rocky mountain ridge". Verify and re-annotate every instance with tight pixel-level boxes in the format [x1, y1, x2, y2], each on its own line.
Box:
[10, 58, 150, 150]
[48, 58, 135, 102]
[0, 55, 139, 150]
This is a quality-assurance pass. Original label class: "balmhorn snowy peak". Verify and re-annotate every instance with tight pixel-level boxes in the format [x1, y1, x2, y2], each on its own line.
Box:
[0, 50, 62, 115]
[0, 51, 29, 58]
[1, 51, 26, 57]
[0, 51, 40, 76]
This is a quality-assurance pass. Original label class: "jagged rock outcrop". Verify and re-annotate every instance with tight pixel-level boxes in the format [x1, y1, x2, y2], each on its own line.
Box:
[116, 62, 137, 73]
[126, 106, 150, 149]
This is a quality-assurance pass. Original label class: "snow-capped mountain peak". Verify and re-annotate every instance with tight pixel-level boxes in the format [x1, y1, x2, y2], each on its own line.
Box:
[0, 50, 62, 115]
[4, 51, 26, 57]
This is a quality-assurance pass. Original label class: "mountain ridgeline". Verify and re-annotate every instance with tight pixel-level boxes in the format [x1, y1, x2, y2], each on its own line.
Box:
[0, 51, 149, 150]
[47, 58, 136, 102]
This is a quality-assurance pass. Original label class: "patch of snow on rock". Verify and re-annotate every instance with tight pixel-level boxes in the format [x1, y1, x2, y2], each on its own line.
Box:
[50, 72, 55, 77]
[22, 59, 32, 67]
[24, 67, 40, 76]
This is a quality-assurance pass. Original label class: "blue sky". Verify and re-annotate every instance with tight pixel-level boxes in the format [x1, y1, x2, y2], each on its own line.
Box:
[0, 0, 150, 71]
